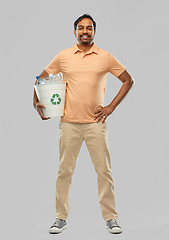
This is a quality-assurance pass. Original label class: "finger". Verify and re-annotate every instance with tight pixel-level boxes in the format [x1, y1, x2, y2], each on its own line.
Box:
[94, 112, 104, 120]
[38, 108, 50, 120]
[37, 103, 46, 109]
[97, 114, 107, 123]
[94, 108, 103, 115]
[96, 114, 105, 123]
[42, 116, 51, 120]
[37, 107, 43, 117]
[37, 107, 44, 118]
[36, 103, 50, 120]
[102, 115, 107, 123]
[94, 106, 103, 115]
[94, 109, 101, 115]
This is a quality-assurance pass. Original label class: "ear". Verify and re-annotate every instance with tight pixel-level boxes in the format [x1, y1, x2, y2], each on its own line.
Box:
[74, 30, 77, 37]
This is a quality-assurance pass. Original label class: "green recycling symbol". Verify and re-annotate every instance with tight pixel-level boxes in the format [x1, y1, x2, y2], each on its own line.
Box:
[50, 94, 62, 105]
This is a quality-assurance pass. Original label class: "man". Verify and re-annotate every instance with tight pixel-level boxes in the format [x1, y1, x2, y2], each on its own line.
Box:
[33, 14, 134, 234]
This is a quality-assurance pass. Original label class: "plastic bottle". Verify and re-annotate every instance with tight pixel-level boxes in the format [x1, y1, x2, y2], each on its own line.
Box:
[52, 73, 63, 82]
[36, 76, 45, 84]
[49, 73, 53, 82]
[38, 73, 63, 84]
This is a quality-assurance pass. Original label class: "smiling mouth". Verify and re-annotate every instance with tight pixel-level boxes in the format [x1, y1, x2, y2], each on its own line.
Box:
[81, 35, 90, 39]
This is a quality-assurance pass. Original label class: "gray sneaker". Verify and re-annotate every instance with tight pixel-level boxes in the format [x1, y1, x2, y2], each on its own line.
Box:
[106, 219, 122, 234]
[49, 218, 67, 234]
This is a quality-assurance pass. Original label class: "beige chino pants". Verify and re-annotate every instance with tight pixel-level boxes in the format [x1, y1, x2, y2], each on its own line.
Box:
[55, 121, 118, 221]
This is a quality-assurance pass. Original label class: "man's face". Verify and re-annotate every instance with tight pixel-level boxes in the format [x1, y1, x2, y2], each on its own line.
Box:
[74, 18, 96, 45]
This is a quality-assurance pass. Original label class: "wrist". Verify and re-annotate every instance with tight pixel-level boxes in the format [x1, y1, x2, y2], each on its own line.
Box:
[109, 102, 117, 110]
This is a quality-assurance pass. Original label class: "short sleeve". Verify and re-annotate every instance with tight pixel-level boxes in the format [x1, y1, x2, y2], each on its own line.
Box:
[108, 53, 126, 77]
[45, 53, 61, 75]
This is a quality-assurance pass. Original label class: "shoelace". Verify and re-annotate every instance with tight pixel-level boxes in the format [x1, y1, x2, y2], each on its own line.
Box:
[53, 219, 62, 227]
[112, 219, 120, 227]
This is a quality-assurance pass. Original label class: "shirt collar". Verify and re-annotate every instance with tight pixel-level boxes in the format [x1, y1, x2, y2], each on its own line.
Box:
[73, 43, 98, 54]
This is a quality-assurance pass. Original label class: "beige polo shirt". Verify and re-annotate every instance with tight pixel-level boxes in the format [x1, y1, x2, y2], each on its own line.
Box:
[45, 43, 126, 123]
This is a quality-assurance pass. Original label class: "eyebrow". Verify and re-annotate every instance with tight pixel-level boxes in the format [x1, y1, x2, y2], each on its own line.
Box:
[78, 25, 93, 28]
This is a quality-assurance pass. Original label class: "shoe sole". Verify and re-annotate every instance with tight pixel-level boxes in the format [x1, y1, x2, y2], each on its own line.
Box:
[49, 225, 67, 234]
[106, 225, 122, 234]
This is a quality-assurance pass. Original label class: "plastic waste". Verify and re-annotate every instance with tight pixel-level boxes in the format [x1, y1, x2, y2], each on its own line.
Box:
[36, 76, 41, 84]
[36, 76, 45, 84]
[34, 72, 66, 117]
[40, 73, 63, 84]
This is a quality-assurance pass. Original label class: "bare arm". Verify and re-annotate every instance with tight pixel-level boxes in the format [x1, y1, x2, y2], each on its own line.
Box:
[33, 69, 50, 120]
[94, 70, 134, 123]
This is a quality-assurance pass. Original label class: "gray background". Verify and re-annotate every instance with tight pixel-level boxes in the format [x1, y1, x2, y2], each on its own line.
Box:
[1, 0, 169, 239]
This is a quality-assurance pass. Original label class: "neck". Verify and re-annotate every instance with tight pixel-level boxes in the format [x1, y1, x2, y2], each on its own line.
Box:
[76, 42, 94, 53]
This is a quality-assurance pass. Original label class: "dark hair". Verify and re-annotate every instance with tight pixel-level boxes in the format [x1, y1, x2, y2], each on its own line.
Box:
[74, 14, 96, 31]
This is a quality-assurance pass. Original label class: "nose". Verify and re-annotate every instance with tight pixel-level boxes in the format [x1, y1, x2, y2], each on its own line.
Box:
[83, 27, 87, 34]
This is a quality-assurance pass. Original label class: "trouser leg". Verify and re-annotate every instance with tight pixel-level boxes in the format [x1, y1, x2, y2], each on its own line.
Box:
[55, 122, 83, 220]
[83, 122, 118, 221]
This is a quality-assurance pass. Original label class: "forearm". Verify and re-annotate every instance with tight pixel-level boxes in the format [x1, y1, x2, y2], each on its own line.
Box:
[33, 88, 39, 108]
[94, 70, 134, 123]
[110, 78, 134, 109]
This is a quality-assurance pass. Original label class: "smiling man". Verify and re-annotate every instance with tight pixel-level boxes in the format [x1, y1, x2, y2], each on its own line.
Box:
[33, 14, 134, 234]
